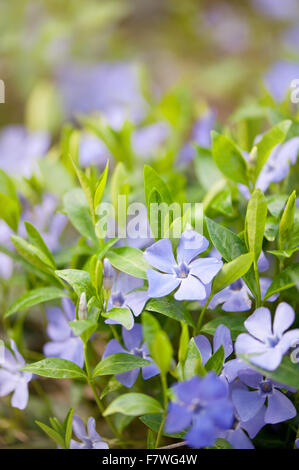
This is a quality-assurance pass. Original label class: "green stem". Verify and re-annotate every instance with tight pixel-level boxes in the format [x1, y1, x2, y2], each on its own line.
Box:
[197, 294, 212, 333]
[83, 344, 120, 439]
[155, 374, 168, 449]
[254, 260, 261, 307]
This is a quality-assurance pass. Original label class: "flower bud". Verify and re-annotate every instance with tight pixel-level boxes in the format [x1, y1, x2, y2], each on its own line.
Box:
[103, 258, 114, 291]
[78, 292, 88, 320]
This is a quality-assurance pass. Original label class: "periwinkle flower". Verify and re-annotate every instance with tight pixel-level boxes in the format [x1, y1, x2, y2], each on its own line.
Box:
[0, 125, 50, 178]
[232, 370, 296, 424]
[144, 230, 223, 301]
[235, 303, 299, 371]
[194, 324, 233, 367]
[165, 373, 234, 448]
[178, 110, 216, 165]
[103, 258, 114, 291]
[251, 0, 299, 20]
[132, 122, 170, 159]
[104, 271, 149, 329]
[0, 340, 32, 410]
[264, 61, 299, 103]
[44, 299, 84, 368]
[70, 416, 109, 449]
[79, 133, 110, 169]
[296, 438, 299, 449]
[102, 324, 159, 388]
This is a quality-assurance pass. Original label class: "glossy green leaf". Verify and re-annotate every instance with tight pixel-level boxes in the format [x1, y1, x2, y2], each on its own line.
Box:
[22, 358, 87, 379]
[106, 246, 150, 280]
[279, 191, 296, 250]
[103, 393, 163, 417]
[102, 307, 134, 330]
[212, 253, 254, 294]
[146, 297, 195, 327]
[55, 269, 95, 299]
[5, 287, 67, 318]
[64, 188, 97, 244]
[264, 263, 299, 300]
[211, 131, 248, 185]
[93, 353, 151, 378]
[245, 189, 267, 261]
[205, 346, 225, 374]
[25, 221, 56, 268]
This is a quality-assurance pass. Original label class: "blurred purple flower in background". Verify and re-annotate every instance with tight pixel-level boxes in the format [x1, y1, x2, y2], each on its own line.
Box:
[194, 324, 233, 366]
[132, 122, 170, 159]
[56, 62, 147, 129]
[44, 299, 84, 368]
[103, 324, 159, 388]
[165, 373, 234, 448]
[70, 416, 109, 449]
[0, 125, 50, 178]
[264, 61, 299, 102]
[251, 0, 299, 20]
[232, 369, 296, 424]
[235, 302, 299, 370]
[0, 340, 32, 410]
[79, 132, 110, 169]
[145, 230, 222, 301]
[0, 221, 14, 279]
[104, 271, 149, 329]
[178, 110, 216, 165]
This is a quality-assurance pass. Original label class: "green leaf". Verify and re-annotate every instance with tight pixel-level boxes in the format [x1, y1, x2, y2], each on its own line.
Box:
[206, 217, 257, 298]
[279, 191, 296, 250]
[146, 297, 195, 327]
[93, 353, 151, 378]
[0, 169, 20, 231]
[55, 269, 95, 299]
[94, 160, 109, 211]
[205, 346, 225, 374]
[106, 246, 150, 280]
[103, 393, 163, 417]
[212, 253, 254, 294]
[263, 263, 299, 300]
[5, 287, 67, 318]
[11, 234, 55, 272]
[211, 131, 248, 185]
[202, 316, 246, 340]
[151, 330, 172, 375]
[245, 188, 267, 261]
[100, 377, 123, 399]
[213, 438, 233, 449]
[72, 158, 95, 219]
[142, 312, 161, 353]
[63, 188, 97, 244]
[140, 414, 185, 438]
[254, 120, 291, 182]
[25, 221, 56, 268]
[238, 355, 299, 390]
[63, 408, 74, 449]
[69, 319, 98, 344]
[144, 165, 172, 208]
[35, 421, 66, 449]
[184, 338, 205, 380]
[266, 195, 288, 218]
[21, 358, 87, 379]
[102, 307, 134, 330]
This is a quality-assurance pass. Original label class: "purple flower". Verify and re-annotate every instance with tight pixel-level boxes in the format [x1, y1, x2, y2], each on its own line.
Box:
[70, 416, 109, 449]
[104, 272, 149, 329]
[178, 110, 216, 165]
[132, 122, 170, 159]
[208, 277, 279, 313]
[0, 340, 32, 410]
[0, 221, 14, 279]
[264, 61, 299, 102]
[56, 62, 147, 129]
[165, 373, 234, 448]
[251, 0, 299, 19]
[235, 303, 299, 371]
[144, 230, 222, 301]
[0, 125, 50, 177]
[296, 438, 299, 449]
[232, 370, 296, 424]
[79, 133, 110, 169]
[43, 299, 84, 368]
[194, 324, 233, 367]
[102, 324, 159, 388]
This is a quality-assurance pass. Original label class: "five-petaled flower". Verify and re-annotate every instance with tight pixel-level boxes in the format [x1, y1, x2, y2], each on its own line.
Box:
[0, 340, 32, 410]
[70, 416, 109, 449]
[103, 324, 159, 388]
[235, 302, 299, 370]
[164, 373, 234, 448]
[144, 230, 223, 301]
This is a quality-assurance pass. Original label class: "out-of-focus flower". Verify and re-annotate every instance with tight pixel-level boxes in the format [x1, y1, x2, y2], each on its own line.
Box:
[264, 61, 299, 102]
[145, 230, 222, 301]
[178, 110, 216, 165]
[78, 133, 110, 169]
[165, 373, 234, 448]
[235, 303, 299, 370]
[44, 299, 84, 368]
[251, 0, 299, 20]
[0, 125, 50, 178]
[104, 272, 149, 329]
[0, 340, 32, 410]
[194, 324, 233, 366]
[103, 324, 159, 388]
[132, 122, 170, 159]
[208, 277, 279, 313]
[57, 62, 147, 129]
[232, 370, 296, 424]
[103, 258, 114, 291]
[296, 438, 299, 448]
[70, 416, 109, 449]
[0, 221, 14, 279]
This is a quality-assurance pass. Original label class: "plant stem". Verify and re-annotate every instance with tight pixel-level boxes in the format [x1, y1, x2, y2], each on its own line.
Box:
[254, 260, 261, 307]
[155, 374, 168, 448]
[196, 294, 212, 333]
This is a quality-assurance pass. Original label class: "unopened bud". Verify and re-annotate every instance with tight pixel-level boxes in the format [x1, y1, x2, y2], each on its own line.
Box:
[103, 258, 114, 291]
[78, 292, 88, 320]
